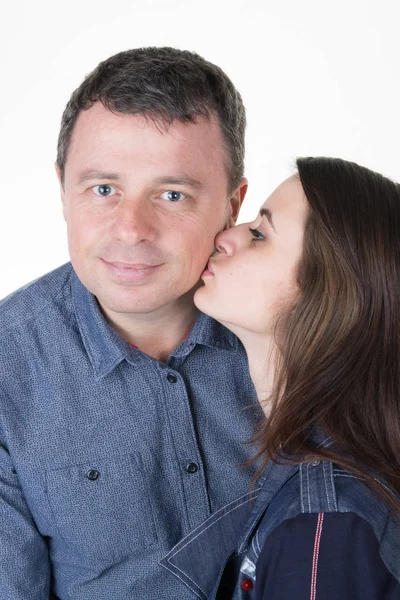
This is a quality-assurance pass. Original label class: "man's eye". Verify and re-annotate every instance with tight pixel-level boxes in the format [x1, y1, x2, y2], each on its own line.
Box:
[161, 190, 186, 202]
[92, 184, 116, 197]
[249, 227, 266, 241]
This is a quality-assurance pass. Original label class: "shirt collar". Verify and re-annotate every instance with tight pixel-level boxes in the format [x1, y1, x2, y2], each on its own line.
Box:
[71, 271, 130, 379]
[169, 311, 240, 359]
[71, 269, 239, 379]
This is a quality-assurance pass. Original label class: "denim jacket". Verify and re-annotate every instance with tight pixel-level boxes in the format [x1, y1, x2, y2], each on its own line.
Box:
[161, 433, 400, 599]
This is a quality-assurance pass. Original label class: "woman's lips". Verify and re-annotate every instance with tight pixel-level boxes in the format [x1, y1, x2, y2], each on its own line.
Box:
[201, 261, 214, 278]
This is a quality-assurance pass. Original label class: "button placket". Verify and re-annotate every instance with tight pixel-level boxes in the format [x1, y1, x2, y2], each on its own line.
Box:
[161, 365, 210, 525]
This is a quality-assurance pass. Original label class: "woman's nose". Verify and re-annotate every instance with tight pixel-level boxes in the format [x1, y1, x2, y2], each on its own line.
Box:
[214, 223, 246, 255]
[214, 229, 232, 255]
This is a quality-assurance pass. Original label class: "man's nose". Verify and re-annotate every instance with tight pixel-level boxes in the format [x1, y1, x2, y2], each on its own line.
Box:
[111, 198, 157, 244]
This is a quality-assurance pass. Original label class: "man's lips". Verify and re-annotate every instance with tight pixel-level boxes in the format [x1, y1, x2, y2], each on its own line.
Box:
[105, 260, 160, 269]
[101, 259, 163, 282]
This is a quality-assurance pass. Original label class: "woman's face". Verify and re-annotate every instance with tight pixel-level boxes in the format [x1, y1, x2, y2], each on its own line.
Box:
[194, 176, 308, 335]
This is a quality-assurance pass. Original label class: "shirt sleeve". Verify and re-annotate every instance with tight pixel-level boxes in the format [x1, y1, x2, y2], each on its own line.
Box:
[0, 441, 50, 598]
[255, 511, 400, 600]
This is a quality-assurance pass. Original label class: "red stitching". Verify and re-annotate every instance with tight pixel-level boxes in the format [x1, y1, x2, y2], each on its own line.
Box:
[310, 512, 324, 600]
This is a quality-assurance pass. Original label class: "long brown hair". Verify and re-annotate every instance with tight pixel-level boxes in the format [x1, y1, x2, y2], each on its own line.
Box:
[254, 157, 400, 513]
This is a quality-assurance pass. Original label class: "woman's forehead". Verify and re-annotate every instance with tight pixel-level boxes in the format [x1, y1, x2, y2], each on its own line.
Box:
[259, 176, 306, 219]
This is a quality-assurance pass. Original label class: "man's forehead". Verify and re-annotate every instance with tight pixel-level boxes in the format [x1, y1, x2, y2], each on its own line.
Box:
[72, 102, 219, 140]
[66, 103, 229, 180]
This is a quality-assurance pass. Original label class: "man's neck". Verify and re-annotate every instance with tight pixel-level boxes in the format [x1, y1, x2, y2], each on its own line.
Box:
[98, 298, 200, 362]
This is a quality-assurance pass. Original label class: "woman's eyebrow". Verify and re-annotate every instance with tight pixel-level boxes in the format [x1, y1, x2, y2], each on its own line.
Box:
[259, 207, 276, 232]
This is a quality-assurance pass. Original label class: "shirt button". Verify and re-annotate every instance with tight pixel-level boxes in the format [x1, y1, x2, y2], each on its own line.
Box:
[167, 373, 178, 383]
[186, 462, 198, 474]
[86, 469, 100, 481]
[241, 578, 254, 591]
[311, 459, 321, 466]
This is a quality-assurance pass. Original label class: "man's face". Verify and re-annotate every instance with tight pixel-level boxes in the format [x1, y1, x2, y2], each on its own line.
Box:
[58, 103, 246, 319]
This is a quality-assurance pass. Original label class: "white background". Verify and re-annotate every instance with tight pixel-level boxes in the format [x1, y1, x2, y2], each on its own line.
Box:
[0, 0, 399, 298]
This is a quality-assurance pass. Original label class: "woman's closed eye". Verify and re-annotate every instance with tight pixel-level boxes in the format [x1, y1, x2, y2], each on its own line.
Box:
[249, 227, 266, 242]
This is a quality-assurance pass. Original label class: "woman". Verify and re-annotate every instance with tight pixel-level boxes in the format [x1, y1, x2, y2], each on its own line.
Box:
[162, 157, 400, 599]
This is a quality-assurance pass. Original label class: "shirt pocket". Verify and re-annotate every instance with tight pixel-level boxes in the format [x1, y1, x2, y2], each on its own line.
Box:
[45, 452, 157, 561]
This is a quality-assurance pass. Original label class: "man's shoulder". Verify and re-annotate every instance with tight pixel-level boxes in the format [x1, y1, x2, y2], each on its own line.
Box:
[0, 262, 74, 333]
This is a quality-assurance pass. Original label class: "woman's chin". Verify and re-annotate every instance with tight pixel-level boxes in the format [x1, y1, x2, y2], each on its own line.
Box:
[193, 284, 214, 317]
[193, 287, 235, 333]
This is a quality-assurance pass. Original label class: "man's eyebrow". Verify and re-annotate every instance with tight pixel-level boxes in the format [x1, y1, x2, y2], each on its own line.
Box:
[76, 170, 121, 184]
[75, 171, 204, 190]
[260, 207, 276, 232]
[153, 176, 204, 190]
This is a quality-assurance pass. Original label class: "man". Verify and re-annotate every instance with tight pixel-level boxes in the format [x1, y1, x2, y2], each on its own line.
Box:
[0, 47, 259, 599]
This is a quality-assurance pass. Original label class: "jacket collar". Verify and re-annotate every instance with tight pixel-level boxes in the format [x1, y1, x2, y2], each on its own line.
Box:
[237, 429, 334, 551]
[237, 459, 300, 552]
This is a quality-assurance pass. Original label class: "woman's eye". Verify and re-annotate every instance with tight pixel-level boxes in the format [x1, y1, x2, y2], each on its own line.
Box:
[249, 227, 266, 241]
[92, 184, 116, 197]
[161, 190, 186, 202]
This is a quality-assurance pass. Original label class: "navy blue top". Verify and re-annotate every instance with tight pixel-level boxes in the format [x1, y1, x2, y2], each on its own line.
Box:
[256, 512, 400, 599]
[0, 263, 259, 599]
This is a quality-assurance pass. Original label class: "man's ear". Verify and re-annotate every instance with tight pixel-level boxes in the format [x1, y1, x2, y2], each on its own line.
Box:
[55, 163, 67, 221]
[226, 177, 248, 229]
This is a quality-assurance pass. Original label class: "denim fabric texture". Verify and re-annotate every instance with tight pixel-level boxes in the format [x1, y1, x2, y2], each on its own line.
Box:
[162, 432, 400, 599]
[0, 262, 260, 599]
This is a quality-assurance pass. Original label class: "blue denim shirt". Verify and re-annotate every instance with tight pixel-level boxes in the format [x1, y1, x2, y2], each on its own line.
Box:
[0, 263, 260, 599]
[161, 432, 400, 599]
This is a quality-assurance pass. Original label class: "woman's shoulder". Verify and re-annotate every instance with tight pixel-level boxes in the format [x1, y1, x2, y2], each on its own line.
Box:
[256, 454, 394, 539]
[254, 430, 394, 533]
[252, 456, 400, 587]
